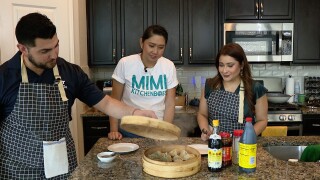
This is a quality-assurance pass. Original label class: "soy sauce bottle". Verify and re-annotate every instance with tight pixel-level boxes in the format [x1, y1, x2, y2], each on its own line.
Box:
[239, 117, 257, 173]
[208, 119, 222, 172]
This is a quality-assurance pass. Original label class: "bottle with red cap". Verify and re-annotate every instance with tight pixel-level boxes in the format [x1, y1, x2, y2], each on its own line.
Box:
[239, 117, 257, 173]
[219, 132, 232, 168]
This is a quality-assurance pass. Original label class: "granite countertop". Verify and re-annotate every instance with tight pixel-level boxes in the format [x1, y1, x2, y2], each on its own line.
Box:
[301, 106, 320, 114]
[69, 136, 320, 179]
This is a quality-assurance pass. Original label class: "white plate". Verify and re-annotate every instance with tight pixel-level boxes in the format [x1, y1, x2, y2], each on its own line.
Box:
[107, 143, 139, 154]
[188, 144, 208, 155]
[175, 106, 184, 110]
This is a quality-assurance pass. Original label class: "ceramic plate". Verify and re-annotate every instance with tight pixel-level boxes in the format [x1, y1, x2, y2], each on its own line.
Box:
[175, 106, 184, 110]
[107, 143, 139, 154]
[188, 144, 208, 155]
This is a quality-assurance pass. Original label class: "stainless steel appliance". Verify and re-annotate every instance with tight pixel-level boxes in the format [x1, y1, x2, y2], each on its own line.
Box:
[224, 23, 293, 62]
[96, 79, 112, 95]
[254, 77, 303, 136]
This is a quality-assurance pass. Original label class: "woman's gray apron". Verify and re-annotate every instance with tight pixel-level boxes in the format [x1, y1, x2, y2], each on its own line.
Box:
[207, 90, 245, 134]
[0, 58, 77, 179]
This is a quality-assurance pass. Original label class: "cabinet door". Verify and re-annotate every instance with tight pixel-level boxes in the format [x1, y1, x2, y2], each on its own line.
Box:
[119, 0, 149, 58]
[293, 0, 320, 64]
[261, 0, 292, 20]
[188, 0, 218, 64]
[87, 0, 117, 65]
[151, 0, 184, 64]
[224, 0, 292, 20]
[224, 0, 258, 20]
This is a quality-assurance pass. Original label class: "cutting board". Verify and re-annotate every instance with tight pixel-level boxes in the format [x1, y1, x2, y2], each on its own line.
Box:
[120, 116, 181, 141]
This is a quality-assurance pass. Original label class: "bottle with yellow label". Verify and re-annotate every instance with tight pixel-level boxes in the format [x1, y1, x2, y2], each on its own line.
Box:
[208, 119, 222, 172]
[239, 117, 257, 173]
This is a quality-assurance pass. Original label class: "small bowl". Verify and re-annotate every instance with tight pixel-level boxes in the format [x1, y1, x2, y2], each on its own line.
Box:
[175, 106, 184, 110]
[97, 152, 116, 163]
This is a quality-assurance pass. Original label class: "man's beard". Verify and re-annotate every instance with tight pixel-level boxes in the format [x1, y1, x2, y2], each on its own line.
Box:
[28, 54, 56, 69]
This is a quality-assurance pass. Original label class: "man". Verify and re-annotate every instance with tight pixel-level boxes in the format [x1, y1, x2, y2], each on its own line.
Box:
[0, 12, 157, 179]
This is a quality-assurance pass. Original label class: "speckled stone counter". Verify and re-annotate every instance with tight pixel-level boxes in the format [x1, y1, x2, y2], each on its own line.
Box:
[69, 136, 320, 180]
[302, 106, 320, 114]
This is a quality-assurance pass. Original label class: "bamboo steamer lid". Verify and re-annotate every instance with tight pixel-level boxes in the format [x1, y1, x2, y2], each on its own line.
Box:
[142, 145, 201, 178]
[120, 116, 181, 141]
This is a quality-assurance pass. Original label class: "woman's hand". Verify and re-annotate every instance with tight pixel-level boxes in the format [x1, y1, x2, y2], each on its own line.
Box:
[200, 128, 212, 141]
[108, 131, 123, 140]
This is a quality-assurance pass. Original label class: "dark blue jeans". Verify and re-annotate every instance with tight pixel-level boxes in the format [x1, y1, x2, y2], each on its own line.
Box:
[119, 128, 143, 138]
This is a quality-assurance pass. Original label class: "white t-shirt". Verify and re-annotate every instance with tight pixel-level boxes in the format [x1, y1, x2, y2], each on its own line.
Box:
[112, 54, 179, 120]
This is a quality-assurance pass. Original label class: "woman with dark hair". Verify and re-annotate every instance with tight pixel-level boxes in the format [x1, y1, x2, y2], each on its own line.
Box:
[197, 43, 268, 141]
[108, 25, 179, 140]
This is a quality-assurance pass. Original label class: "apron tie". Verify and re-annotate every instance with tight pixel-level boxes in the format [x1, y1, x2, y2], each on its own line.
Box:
[238, 80, 244, 124]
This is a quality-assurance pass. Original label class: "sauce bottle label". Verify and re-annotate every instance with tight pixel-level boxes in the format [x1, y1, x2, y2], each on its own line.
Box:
[208, 149, 222, 168]
[222, 146, 232, 161]
[238, 143, 257, 168]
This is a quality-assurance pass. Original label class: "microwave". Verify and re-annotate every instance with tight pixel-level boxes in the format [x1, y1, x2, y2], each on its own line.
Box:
[224, 23, 293, 62]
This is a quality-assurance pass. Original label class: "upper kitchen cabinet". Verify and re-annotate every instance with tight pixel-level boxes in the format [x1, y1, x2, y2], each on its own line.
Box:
[293, 0, 320, 64]
[87, 0, 148, 66]
[152, 0, 219, 64]
[223, 0, 293, 21]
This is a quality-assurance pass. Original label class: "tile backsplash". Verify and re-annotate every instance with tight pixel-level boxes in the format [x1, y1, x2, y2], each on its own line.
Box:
[89, 63, 320, 99]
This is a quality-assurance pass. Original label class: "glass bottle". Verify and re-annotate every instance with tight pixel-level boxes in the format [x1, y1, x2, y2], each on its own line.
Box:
[220, 132, 232, 168]
[232, 129, 244, 165]
[208, 119, 222, 172]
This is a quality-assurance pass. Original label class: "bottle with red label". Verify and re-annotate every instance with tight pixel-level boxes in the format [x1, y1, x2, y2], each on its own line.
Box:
[220, 132, 232, 168]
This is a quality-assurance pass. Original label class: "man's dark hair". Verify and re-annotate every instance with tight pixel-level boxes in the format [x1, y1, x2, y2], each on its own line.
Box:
[15, 12, 56, 47]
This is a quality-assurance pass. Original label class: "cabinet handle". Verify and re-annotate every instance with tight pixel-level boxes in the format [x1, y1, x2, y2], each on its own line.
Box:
[180, 48, 183, 60]
[312, 124, 320, 127]
[90, 126, 108, 130]
[121, 48, 124, 58]
[112, 49, 116, 62]
[260, 1, 264, 19]
[255, 2, 259, 19]
[189, 48, 192, 59]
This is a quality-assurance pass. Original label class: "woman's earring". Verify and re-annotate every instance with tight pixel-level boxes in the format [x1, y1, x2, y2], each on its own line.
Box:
[240, 69, 243, 76]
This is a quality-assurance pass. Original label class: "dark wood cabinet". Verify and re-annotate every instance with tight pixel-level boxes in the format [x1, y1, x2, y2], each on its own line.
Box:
[86, 0, 148, 66]
[187, 0, 218, 64]
[151, 0, 219, 64]
[303, 114, 320, 136]
[151, 0, 184, 64]
[87, 0, 219, 65]
[223, 0, 293, 20]
[83, 116, 109, 155]
[293, 0, 320, 64]
[87, 0, 117, 65]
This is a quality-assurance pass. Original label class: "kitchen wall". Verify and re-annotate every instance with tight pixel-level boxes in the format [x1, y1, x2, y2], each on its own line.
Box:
[89, 63, 320, 99]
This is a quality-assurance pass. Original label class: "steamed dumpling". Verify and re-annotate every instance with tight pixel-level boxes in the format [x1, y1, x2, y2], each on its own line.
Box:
[169, 149, 178, 157]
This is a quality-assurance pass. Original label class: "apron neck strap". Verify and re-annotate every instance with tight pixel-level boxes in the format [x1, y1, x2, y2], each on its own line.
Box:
[238, 80, 244, 124]
[21, 55, 28, 83]
[20, 55, 68, 102]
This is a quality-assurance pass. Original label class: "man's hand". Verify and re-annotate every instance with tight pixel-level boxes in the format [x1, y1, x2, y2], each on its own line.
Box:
[133, 109, 158, 119]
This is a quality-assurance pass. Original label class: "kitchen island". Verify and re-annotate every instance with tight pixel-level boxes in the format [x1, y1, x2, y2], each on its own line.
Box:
[69, 136, 320, 179]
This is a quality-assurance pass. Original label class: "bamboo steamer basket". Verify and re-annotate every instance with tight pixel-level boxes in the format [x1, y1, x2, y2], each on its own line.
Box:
[142, 145, 201, 178]
[120, 116, 181, 141]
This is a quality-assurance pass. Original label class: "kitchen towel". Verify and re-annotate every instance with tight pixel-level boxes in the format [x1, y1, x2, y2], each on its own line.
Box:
[285, 76, 295, 103]
[261, 126, 287, 137]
